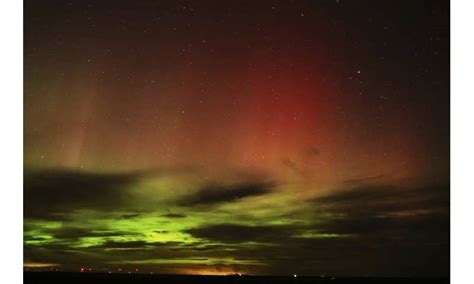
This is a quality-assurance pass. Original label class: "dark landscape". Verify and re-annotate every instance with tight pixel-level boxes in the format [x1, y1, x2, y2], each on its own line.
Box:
[24, 272, 449, 284]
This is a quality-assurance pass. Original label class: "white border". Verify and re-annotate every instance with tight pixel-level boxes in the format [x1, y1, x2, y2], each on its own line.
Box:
[2, 0, 472, 283]
[0, 0, 23, 283]
[451, 0, 474, 283]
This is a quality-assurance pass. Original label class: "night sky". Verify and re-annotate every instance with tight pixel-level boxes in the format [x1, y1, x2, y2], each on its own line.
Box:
[24, 0, 450, 277]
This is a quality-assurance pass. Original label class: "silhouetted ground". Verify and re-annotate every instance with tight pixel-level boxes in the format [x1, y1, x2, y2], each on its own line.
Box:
[24, 272, 449, 284]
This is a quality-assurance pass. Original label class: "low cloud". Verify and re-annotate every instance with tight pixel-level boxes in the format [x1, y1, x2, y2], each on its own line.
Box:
[52, 228, 132, 240]
[186, 224, 297, 244]
[23, 168, 449, 277]
[161, 213, 187, 218]
[312, 183, 449, 218]
[178, 182, 274, 206]
[120, 213, 142, 219]
[24, 169, 141, 220]
[310, 183, 449, 245]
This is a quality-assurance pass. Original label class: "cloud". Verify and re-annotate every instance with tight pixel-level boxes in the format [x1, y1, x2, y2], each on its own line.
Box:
[178, 182, 274, 206]
[88, 240, 158, 249]
[312, 183, 449, 217]
[24, 169, 141, 220]
[23, 168, 449, 277]
[49, 227, 140, 240]
[52, 228, 128, 239]
[310, 183, 450, 239]
[161, 213, 187, 218]
[186, 224, 297, 244]
[120, 212, 142, 219]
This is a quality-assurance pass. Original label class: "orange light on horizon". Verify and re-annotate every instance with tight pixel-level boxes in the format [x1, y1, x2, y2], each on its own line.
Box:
[23, 262, 60, 269]
[172, 267, 247, 276]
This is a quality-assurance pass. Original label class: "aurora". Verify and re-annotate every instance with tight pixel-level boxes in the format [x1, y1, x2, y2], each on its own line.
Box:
[24, 0, 449, 277]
